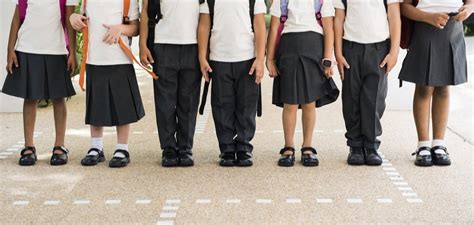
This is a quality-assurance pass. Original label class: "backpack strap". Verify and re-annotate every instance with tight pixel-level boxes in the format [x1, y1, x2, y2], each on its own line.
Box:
[280, 0, 289, 19]
[18, 0, 27, 24]
[207, 0, 215, 29]
[341, 0, 347, 11]
[249, 0, 256, 32]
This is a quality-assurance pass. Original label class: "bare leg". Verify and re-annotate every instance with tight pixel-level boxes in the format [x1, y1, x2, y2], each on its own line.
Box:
[283, 104, 298, 154]
[301, 102, 316, 152]
[23, 99, 38, 153]
[90, 126, 104, 139]
[413, 86, 434, 142]
[52, 98, 67, 154]
[432, 86, 450, 140]
[116, 124, 130, 145]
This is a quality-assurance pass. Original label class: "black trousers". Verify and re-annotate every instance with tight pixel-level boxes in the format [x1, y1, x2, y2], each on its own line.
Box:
[153, 44, 202, 152]
[210, 59, 259, 154]
[342, 40, 389, 150]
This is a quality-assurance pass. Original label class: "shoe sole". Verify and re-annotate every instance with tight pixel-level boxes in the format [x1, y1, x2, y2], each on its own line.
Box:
[236, 162, 253, 167]
[50, 161, 67, 166]
[415, 162, 433, 167]
[81, 157, 105, 166]
[19, 162, 36, 166]
[278, 162, 294, 167]
[219, 162, 235, 167]
[109, 159, 130, 168]
[347, 161, 364, 166]
[433, 162, 451, 166]
[302, 163, 319, 167]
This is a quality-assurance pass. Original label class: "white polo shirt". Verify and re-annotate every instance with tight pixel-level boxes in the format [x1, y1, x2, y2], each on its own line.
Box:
[334, 0, 401, 44]
[200, 0, 266, 62]
[416, 0, 463, 13]
[270, 0, 335, 35]
[154, 0, 200, 45]
[14, 0, 79, 55]
[83, 0, 139, 65]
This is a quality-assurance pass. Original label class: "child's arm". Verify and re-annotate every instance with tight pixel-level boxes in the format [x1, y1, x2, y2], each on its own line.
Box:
[6, 6, 20, 74]
[265, 16, 280, 78]
[380, 2, 401, 75]
[197, 13, 212, 82]
[334, 8, 349, 80]
[103, 21, 138, 45]
[250, 13, 266, 85]
[400, 1, 449, 29]
[453, 0, 474, 22]
[66, 6, 77, 73]
[139, 0, 154, 67]
[321, 16, 334, 78]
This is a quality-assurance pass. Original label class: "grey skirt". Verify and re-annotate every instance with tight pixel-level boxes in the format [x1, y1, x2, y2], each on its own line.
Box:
[273, 32, 339, 108]
[1, 51, 76, 100]
[85, 64, 145, 127]
[399, 19, 467, 86]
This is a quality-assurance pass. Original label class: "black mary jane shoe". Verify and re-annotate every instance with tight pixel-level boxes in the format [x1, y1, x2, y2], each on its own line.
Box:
[347, 147, 364, 166]
[81, 148, 105, 166]
[109, 150, 130, 168]
[431, 146, 451, 166]
[162, 149, 179, 167]
[219, 152, 235, 167]
[19, 146, 37, 166]
[364, 148, 383, 166]
[301, 147, 319, 167]
[412, 146, 433, 167]
[178, 150, 194, 167]
[278, 147, 295, 167]
[50, 146, 69, 166]
[236, 151, 253, 167]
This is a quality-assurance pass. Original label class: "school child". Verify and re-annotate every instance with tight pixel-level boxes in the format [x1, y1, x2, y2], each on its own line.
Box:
[2, 0, 78, 166]
[334, 0, 401, 166]
[70, 0, 145, 168]
[139, 0, 202, 167]
[266, 0, 339, 167]
[198, 0, 266, 167]
[399, 0, 472, 167]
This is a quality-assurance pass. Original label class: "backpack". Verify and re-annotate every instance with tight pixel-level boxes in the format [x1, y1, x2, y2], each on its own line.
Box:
[146, 0, 163, 57]
[400, 0, 418, 49]
[79, 0, 158, 91]
[207, 0, 256, 31]
[342, 0, 388, 11]
[274, 0, 324, 57]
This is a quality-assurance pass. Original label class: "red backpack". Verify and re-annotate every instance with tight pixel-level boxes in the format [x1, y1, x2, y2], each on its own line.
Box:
[400, 0, 419, 49]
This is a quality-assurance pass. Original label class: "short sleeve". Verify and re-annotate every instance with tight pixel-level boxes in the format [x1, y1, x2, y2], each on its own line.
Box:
[66, 0, 79, 6]
[333, 0, 345, 9]
[129, 0, 139, 21]
[321, 0, 335, 17]
[269, 0, 281, 17]
[200, 1, 210, 14]
[387, 0, 402, 4]
[254, 0, 266, 14]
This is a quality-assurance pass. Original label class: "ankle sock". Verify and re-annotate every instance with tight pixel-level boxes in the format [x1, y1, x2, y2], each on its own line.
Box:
[417, 141, 431, 156]
[432, 139, 447, 155]
[114, 144, 129, 158]
[89, 138, 104, 156]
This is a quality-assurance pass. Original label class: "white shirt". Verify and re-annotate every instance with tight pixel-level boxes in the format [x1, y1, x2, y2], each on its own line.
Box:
[200, 0, 266, 62]
[14, 0, 79, 55]
[83, 0, 139, 65]
[270, 0, 335, 35]
[154, 0, 200, 44]
[334, 0, 401, 44]
[416, 0, 463, 13]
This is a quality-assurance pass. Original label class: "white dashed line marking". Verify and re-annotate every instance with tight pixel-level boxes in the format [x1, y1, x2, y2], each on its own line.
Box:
[286, 198, 302, 204]
[398, 187, 413, 191]
[165, 199, 181, 204]
[157, 221, 174, 225]
[160, 212, 177, 218]
[389, 176, 404, 181]
[402, 192, 418, 197]
[256, 199, 272, 204]
[7, 148, 19, 152]
[316, 198, 333, 203]
[272, 130, 283, 133]
[133, 131, 144, 134]
[162, 206, 179, 211]
[0, 156, 7, 159]
[196, 199, 211, 204]
[382, 163, 393, 167]
[226, 199, 241, 204]
[73, 200, 91, 205]
[386, 172, 400, 176]
[393, 182, 409, 186]
[347, 198, 363, 204]
[377, 198, 393, 203]
[13, 200, 29, 205]
[44, 200, 60, 205]
[0, 152, 13, 155]
[406, 198, 423, 203]
[105, 200, 121, 205]
[382, 167, 397, 171]
[136, 199, 152, 204]
[12, 145, 23, 148]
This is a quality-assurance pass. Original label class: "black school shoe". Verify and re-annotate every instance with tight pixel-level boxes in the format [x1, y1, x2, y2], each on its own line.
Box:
[278, 147, 295, 167]
[109, 150, 130, 168]
[301, 147, 319, 167]
[50, 146, 69, 166]
[162, 149, 179, 167]
[236, 151, 253, 167]
[412, 146, 433, 167]
[347, 147, 364, 165]
[364, 148, 383, 166]
[81, 148, 106, 166]
[431, 146, 451, 166]
[219, 152, 235, 167]
[178, 150, 194, 167]
[19, 146, 37, 166]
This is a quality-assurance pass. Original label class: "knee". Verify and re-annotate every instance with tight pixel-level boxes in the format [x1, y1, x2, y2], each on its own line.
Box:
[433, 87, 449, 98]
[415, 86, 434, 99]
[51, 98, 65, 105]
[24, 99, 38, 106]
[283, 104, 298, 113]
[301, 102, 315, 111]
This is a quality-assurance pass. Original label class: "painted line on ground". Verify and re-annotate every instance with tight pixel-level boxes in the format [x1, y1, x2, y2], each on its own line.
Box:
[226, 199, 241, 204]
[157, 199, 181, 225]
[347, 198, 363, 204]
[316, 198, 333, 203]
[136, 199, 152, 204]
[196, 199, 211, 204]
[13, 200, 29, 206]
[376, 198, 393, 203]
[73, 200, 91, 205]
[286, 198, 302, 204]
[256, 199, 272, 204]
[105, 199, 121, 205]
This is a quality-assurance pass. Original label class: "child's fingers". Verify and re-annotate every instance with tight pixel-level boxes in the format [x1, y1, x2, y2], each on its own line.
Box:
[380, 57, 388, 68]
[249, 65, 255, 75]
[146, 52, 155, 64]
[103, 24, 111, 29]
[13, 56, 18, 68]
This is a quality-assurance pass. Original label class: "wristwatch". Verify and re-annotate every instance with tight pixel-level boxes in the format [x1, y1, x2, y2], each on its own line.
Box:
[322, 58, 333, 68]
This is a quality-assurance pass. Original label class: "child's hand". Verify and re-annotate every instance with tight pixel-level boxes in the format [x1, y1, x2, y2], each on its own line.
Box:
[453, 4, 474, 22]
[70, 13, 88, 31]
[102, 24, 123, 45]
[6, 51, 18, 74]
[250, 58, 264, 84]
[140, 46, 154, 68]
[426, 12, 449, 29]
[336, 55, 350, 81]
[380, 52, 398, 75]
[200, 59, 212, 82]
[67, 54, 76, 75]
[324, 66, 333, 79]
[266, 59, 279, 78]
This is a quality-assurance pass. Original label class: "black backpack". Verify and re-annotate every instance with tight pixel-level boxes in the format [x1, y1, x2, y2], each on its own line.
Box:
[207, 0, 256, 31]
[341, 0, 388, 12]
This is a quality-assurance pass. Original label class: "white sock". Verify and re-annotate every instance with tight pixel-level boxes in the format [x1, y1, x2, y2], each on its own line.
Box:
[114, 144, 129, 158]
[432, 139, 447, 155]
[417, 141, 431, 156]
[89, 138, 104, 156]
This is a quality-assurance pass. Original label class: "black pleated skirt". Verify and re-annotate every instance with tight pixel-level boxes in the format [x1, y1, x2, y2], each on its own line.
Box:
[272, 32, 339, 108]
[85, 64, 145, 127]
[399, 19, 467, 86]
[1, 51, 76, 100]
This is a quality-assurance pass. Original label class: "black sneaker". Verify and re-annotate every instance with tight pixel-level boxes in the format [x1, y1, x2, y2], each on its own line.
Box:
[109, 149, 130, 168]
[412, 146, 433, 167]
[178, 150, 194, 167]
[162, 149, 179, 167]
[219, 152, 235, 167]
[81, 148, 105, 166]
[347, 147, 364, 165]
[236, 151, 253, 167]
[364, 148, 382, 166]
[431, 146, 451, 166]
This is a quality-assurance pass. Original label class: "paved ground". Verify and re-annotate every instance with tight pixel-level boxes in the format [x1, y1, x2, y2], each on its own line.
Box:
[0, 41, 473, 224]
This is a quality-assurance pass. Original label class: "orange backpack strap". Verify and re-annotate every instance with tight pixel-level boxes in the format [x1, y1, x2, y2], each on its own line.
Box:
[79, 0, 89, 91]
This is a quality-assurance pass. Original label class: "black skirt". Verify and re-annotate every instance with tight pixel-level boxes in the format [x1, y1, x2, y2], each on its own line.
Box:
[85, 64, 145, 127]
[399, 19, 467, 86]
[1, 51, 76, 100]
[272, 32, 339, 108]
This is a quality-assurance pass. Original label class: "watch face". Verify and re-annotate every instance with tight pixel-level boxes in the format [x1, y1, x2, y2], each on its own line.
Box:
[323, 60, 332, 68]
